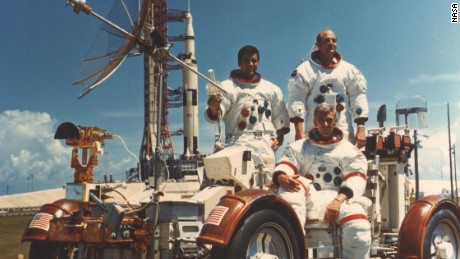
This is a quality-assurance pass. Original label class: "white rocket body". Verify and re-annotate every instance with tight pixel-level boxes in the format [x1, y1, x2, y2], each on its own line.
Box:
[182, 12, 199, 156]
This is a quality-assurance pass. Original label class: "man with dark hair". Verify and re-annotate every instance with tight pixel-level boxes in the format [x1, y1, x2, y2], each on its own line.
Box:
[288, 29, 368, 148]
[205, 45, 290, 187]
[273, 102, 371, 259]
[237, 45, 259, 67]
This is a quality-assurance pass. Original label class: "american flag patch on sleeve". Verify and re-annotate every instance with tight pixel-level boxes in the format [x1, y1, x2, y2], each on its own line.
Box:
[29, 212, 54, 231]
[204, 206, 228, 226]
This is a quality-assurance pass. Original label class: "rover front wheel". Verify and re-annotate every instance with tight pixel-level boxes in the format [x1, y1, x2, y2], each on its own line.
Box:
[211, 209, 302, 259]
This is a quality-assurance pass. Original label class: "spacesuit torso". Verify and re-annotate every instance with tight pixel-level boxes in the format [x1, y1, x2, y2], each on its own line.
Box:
[288, 51, 368, 140]
[205, 70, 289, 169]
[218, 72, 289, 139]
[277, 128, 367, 196]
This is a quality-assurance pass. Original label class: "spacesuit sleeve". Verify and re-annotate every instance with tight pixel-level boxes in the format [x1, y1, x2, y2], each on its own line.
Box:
[272, 140, 306, 183]
[272, 143, 302, 182]
[287, 69, 310, 122]
[346, 67, 369, 122]
[271, 85, 291, 133]
[341, 148, 368, 197]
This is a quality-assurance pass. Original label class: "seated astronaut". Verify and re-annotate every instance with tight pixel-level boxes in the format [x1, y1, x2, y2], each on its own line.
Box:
[272, 103, 371, 259]
[204, 45, 290, 189]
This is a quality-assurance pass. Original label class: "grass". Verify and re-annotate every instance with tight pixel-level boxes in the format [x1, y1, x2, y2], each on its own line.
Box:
[0, 216, 32, 259]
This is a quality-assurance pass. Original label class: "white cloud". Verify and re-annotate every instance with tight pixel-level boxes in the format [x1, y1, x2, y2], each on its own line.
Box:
[408, 72, 460, 84]
[0, 110, 71, 183]
[409, 124, 458, 180]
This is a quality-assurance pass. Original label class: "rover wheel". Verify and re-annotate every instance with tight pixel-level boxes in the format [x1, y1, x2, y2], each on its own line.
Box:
[423, 209, 460, 259]
[211, 209, 301, 259]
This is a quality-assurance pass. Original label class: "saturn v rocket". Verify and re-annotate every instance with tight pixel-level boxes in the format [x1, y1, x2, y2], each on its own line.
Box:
[182, 12, 199, 157]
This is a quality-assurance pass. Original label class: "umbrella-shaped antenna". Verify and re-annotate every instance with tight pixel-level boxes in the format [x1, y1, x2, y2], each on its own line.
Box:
[395, 95, 428, 129]
[67, 0, 223, 98]
[67, 0, 150, 98]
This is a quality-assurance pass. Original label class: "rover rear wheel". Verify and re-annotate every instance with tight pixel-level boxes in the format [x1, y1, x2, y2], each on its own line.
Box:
[423, 209, 460, 259]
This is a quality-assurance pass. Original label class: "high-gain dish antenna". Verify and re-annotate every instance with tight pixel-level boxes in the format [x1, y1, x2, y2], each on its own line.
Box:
[66, 0, 221, 99]
[66, 0, 150, 99]
[395, 94, 428, 200]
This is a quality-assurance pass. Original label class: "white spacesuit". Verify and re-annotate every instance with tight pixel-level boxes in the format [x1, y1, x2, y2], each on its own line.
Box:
[205, 70, 290, 184]
[274, 128, 371, 259]
[288, 50, 368, 141]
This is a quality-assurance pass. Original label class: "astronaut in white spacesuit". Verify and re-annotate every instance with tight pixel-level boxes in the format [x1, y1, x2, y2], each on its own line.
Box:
[205, 45, 290, 186]
[273, 103, 371, 259]
[288, 29, 368, 148]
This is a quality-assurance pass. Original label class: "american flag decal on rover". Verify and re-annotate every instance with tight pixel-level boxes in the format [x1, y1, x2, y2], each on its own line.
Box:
[29, 212, 53, 231]
[204, 206, 228, 226]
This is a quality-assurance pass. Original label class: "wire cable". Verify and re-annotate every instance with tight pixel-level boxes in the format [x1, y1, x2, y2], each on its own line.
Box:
[113, 134, 144, 194]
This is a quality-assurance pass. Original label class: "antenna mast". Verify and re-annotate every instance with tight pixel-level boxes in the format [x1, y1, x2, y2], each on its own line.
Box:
[448, 102, 454, 200]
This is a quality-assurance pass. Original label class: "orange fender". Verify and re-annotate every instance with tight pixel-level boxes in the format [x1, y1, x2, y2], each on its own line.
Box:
[22, 199, 80, 242]
[398, 195, 460, 258]
[197, 189, 305, 251]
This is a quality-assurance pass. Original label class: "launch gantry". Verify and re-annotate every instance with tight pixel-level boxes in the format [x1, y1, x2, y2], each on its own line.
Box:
[140, 0, 200, 181]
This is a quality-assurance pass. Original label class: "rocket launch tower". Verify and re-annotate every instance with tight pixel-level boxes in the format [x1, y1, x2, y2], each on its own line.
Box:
[139, 0, 202, 181]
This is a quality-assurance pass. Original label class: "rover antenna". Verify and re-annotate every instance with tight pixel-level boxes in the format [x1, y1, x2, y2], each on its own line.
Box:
[396, 95, 428, 200]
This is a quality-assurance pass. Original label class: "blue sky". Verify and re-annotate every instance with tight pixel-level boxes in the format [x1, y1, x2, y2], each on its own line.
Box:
[1, 0, 460, 195]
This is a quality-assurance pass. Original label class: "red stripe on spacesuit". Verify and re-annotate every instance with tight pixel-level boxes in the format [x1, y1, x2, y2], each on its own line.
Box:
[343, 172, 366, 181]
[277, 161, 298, 175]
[339, 214, 368, 225]
[294, 178, 308, 195]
